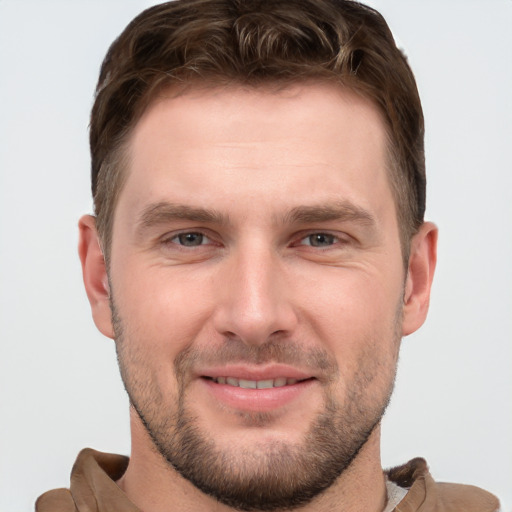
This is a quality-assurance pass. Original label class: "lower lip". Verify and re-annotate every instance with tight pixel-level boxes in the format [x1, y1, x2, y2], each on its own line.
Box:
[201, 378, 316, 412]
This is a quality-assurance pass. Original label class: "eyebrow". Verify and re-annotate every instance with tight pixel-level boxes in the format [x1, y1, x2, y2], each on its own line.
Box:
[135, 199, 376, 237]
[136, 202, 229, 233]
[283, 202, 377, 227]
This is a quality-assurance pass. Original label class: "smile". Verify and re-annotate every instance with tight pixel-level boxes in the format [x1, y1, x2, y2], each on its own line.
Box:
[205, 376, 309, 389]
[199, 370, 317, 412]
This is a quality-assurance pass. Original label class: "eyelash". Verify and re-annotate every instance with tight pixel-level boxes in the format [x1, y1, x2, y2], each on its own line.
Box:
[160, 230, 349, 250]
[162, 231, 214, 248]
[298, 232, 341, 248]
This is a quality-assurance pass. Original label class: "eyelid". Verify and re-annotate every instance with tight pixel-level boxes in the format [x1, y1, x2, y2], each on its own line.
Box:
[293, 230, 352, 248]
[174, 232, 210, 245]
[157, 228, 351, 248]
[160, 229, 218, 247]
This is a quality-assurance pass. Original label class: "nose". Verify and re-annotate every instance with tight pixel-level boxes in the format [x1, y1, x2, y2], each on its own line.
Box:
[212, 243, 298, 346]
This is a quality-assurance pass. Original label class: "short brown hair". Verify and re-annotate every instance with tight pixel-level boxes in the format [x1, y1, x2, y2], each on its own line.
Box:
[90, 0, 425, 264]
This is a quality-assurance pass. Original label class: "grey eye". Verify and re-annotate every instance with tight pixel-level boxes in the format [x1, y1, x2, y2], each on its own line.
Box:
[304, 233, 336, 247]
[174, 232, 206, 246]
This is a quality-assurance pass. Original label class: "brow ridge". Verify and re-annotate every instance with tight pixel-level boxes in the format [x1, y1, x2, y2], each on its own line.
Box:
[136, 200, 376, 235]
[137, 202, 229, 230]
[284, 202, 376, 226]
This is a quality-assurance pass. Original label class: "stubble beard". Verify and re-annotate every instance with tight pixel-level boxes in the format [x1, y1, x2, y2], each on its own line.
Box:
[112, 301, 400, 511]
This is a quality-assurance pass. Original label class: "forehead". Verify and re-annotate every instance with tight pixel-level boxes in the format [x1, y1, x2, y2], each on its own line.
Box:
[132, 82, 387, 155]
[117, 83, 394, 224]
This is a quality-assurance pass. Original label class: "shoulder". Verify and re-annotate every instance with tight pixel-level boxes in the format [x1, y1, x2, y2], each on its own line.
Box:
[35, 448, 132, 512]
[433, 482, 501, 512]
[386, 458, 500, 512]
[35, 489, 77, 512]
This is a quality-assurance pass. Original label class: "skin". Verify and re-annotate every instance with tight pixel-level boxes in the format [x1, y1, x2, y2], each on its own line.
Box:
[79, 83, 437, 512]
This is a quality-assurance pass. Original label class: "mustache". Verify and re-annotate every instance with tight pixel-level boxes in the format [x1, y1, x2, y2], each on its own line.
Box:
[174, 337, 339, 379]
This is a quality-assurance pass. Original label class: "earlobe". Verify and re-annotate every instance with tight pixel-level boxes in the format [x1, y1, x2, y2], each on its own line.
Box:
[401, 222, 438, 336]
[78, 215, 114, 339]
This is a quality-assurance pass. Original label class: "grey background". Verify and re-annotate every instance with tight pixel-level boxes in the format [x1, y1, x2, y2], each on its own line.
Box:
[1, 1, 511, 510]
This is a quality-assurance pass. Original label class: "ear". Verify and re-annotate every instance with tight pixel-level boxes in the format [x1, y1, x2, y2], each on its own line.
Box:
[78, 215, 114, 339]
[402, 221, 438, 336]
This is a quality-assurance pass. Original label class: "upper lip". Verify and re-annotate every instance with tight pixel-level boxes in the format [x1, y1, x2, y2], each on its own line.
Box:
[197, 364, 315, 381]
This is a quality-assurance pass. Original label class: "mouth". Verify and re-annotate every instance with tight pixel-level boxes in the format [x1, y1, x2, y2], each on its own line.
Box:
[203, 376, 313, 389]
[198, 368, 317, 413]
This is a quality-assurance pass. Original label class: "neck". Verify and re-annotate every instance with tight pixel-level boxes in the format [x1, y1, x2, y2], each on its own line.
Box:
[117, 408, 387, 512]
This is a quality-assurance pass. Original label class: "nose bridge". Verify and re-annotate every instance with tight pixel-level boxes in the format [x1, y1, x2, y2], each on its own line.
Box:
[213, 239, 296, 344]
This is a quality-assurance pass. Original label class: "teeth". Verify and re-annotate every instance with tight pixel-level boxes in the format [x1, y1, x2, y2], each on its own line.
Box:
[212, 377, 304, 388]
[256, 379, 274, 389]
[273, 377, 287, 387]
[239, 379, 257, 389]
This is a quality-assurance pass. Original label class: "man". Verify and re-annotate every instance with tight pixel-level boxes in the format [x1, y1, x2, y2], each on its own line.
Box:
[35, 0, 500, 511]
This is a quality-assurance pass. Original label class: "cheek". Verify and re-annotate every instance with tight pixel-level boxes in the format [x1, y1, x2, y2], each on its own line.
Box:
[112, 263, 216, 361]
[301, 272, 402, 408]
[297, 266, 403, 360]
[112, 272, 212, 405]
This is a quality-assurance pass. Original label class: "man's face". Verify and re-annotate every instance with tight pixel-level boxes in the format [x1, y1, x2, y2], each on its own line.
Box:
[101, 84, 412, 509]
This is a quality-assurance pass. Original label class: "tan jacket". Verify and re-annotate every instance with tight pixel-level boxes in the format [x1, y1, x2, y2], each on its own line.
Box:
[36, 449, 500, 511]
